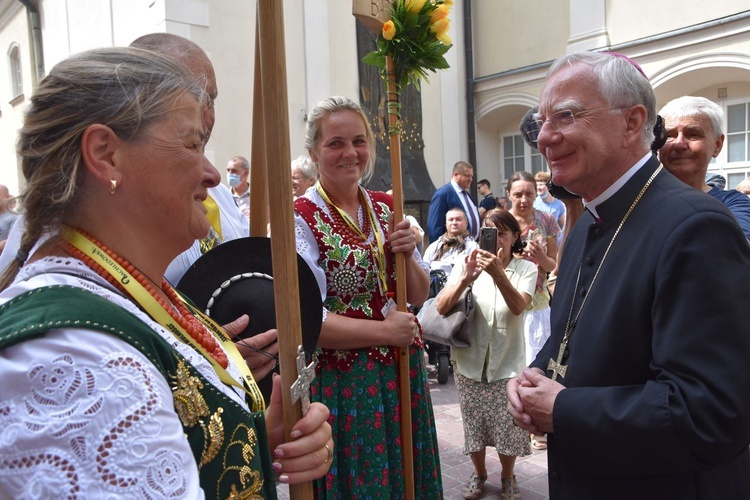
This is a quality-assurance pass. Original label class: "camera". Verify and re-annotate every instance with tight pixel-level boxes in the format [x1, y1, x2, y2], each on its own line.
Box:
[479, 227, 497, 254]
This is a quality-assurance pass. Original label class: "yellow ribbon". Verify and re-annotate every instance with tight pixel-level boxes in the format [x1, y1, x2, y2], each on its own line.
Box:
[199, 195, 223, 254]
[61, 226, 265, 412]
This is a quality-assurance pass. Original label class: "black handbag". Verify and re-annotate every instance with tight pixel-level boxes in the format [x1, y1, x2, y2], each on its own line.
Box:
[417, 285, 474, 347]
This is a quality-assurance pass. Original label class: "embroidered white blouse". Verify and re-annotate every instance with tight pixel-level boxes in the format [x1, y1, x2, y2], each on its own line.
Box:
[0, 257, 249, 499]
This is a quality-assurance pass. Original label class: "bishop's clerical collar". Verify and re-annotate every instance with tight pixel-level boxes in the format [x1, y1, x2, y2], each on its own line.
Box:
[584, 151, 652, 220]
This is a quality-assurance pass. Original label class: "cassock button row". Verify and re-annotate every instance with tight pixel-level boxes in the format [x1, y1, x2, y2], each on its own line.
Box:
[580, 287, 587, 298]
[585, 256, 594, 266]
[594, 228, 603, 237]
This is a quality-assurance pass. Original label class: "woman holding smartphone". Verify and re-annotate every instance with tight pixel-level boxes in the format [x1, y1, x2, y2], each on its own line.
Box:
[435, 209, 538, 500]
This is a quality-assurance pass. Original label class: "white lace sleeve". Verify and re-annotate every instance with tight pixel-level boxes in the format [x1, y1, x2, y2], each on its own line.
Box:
[294, 211, 327, 302]
[0, 329, 203, 499]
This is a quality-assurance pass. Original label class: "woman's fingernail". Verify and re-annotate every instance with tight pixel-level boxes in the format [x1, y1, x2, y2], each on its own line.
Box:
[278, 474, 290, 483]
[272, 461, 282, 472]
[290, 430, 302, 439]
[273, 448, 284, 458]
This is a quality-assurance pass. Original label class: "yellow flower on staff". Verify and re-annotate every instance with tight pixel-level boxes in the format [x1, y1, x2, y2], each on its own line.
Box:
[430, 5, 449, 23]
[430, 17, 450, 36]
[430, 17, 451, 45]
[405, 0, 427, 13]
[442, 0, 454, 7]
[382, 20, 396, 40]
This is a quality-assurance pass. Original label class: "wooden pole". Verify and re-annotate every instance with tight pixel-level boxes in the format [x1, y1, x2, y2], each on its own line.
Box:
[249, 25, 269, 238]
[256, 1, 312, 498]
[386, 54, 415, 500]
[354, 2, 414, 497]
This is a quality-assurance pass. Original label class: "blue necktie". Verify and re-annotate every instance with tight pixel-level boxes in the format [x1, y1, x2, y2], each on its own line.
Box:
[462, 190, 478, 239]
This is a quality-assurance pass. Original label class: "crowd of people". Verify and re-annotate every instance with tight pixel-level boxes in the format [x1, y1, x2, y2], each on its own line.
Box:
[1, 35, 749, 500]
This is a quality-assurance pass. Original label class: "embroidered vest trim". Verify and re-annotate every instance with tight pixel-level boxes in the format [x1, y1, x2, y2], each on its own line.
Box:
[0, 285, 276, 500]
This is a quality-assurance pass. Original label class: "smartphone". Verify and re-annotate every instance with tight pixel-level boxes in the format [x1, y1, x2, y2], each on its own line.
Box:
[479, 227, 497, 254]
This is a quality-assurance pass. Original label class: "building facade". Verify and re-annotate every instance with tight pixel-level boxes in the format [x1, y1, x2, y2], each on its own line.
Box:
[0, 0, 748, 201]
[473, 1, 750, 193]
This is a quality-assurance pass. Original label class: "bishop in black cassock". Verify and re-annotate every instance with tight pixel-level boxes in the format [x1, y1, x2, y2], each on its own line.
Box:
[509, 51, 750, 500]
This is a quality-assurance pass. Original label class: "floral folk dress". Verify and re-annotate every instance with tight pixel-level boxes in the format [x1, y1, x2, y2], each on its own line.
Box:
[295, 187, 442, 499]
[519, 209, 560, 365]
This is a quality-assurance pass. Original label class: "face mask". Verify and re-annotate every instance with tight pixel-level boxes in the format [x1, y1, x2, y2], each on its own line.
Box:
[228, 173, 243, 188]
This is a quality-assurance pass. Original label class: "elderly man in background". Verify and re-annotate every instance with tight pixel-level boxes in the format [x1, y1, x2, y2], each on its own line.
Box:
[227, 155, 251, 220]
[508, 51, 750, 499]
[658, 95, 750, 239]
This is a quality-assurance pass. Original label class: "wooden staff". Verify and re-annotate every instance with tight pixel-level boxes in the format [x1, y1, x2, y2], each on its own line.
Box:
[249, 25, 268, 238]
[353, 2, 414, 498]
[255, 1, 312, 499]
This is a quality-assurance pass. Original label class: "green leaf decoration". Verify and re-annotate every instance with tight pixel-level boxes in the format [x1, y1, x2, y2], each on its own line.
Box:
[362, 0, 454, 91]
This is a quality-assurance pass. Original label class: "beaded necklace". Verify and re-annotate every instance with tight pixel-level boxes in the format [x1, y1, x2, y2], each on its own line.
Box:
[61, 227, 228, 368]
[316, 182, 389, 295]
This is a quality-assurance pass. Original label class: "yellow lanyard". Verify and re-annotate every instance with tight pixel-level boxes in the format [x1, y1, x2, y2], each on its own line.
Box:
[61, 226, 265, 412]
[316, 182, 389, 295]
[203, 195, 223, 240]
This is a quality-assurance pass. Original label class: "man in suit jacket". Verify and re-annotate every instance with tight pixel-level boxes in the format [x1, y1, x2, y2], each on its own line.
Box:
[426, 161, 480, 243]
[508, 51, 750, 499]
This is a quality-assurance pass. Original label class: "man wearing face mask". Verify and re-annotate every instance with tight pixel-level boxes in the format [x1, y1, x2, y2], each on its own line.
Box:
[227, 155, 251, 221]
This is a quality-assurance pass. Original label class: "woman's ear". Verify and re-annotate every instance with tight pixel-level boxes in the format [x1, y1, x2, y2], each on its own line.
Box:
[80, 124, 122, 189]
[308, 149, 319, 166]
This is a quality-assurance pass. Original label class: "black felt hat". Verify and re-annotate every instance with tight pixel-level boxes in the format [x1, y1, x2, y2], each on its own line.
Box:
[176, 237, 322, 403]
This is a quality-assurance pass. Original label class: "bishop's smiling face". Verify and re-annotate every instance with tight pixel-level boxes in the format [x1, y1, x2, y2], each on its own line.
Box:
[309, 110, 370, 192]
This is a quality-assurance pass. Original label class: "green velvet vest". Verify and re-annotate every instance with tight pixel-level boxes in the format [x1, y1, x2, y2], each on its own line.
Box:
[0, 285, 277, 499]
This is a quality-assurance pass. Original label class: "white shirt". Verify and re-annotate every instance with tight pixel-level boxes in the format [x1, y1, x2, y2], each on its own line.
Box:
[0, 258, 251, 498]
[422, 237, 478, 274]
[451, 179, 481, 239]
[165, 184, 249, 284]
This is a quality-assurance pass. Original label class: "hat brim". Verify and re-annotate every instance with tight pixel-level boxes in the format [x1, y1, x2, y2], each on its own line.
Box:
[176, 237, 322, 402]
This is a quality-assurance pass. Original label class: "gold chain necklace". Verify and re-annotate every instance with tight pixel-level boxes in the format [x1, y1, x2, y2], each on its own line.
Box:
[548, 165, 663, 381]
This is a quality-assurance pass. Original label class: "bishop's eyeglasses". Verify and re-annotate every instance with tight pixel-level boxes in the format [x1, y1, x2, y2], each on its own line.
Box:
[526, 107, 625, 143]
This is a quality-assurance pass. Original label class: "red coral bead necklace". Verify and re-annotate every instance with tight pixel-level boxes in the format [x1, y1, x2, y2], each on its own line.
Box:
[61, 229, 229, 369]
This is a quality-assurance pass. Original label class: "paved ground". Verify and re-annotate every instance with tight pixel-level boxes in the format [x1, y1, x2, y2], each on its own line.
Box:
[277, 365, 550, 499]
[430, 369, 549, 499]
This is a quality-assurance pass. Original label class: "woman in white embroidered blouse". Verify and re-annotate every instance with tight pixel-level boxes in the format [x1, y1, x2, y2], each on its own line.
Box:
[0, 48, 331, 498]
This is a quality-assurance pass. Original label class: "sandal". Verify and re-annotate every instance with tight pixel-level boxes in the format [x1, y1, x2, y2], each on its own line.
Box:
[462, 471, 487, 500]
[531, 438, 547, 450]
[501, 475, 522, 500]
[531, 434, 548, 450]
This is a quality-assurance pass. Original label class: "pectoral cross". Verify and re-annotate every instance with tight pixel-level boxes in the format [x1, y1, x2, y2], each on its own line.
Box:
[290, 346, 316, 415]
[547, 341, 569, 381]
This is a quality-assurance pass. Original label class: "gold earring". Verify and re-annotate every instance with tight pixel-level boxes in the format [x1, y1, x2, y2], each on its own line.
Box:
[110, 179, 117, 195]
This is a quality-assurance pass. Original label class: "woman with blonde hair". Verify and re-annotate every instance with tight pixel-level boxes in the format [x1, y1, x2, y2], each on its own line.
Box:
[294, 96, 442, 497]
